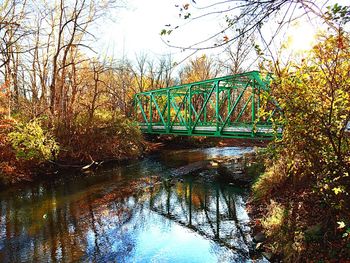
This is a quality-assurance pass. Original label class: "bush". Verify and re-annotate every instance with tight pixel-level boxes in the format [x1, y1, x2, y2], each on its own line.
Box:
[56, 111, 144, 163]
[255, 32, 350, 201]
[8, 120, 59, 162]
[252, 31, 350, 261]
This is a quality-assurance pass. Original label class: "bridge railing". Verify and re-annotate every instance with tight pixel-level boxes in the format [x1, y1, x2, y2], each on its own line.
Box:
[132, 71, 282, 139]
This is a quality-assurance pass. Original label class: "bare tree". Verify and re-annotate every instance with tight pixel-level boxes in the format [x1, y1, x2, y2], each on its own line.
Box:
[179, 54, 218, 84]
[218, 28, 255, 75]
[0, 0, 28, 112]
[104, 58, 135, 115]
[147, 55, 175, 89]
[132, 53, 148, 93]
[163, 1, 337, 51]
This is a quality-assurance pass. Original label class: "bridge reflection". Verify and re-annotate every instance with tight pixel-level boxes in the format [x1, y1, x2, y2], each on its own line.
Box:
[0, 167, 254, 262]
[149, 179, 252, 256]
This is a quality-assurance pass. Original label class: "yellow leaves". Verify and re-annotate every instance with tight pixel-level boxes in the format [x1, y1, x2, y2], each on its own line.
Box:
[337, 221, 346, 229]
[261, 200, 286, 237]
[181, 54, 216, 83]
[332, 186, 343, 195]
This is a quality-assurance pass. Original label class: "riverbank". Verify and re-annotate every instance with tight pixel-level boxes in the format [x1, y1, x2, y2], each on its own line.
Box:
[4, 123, 312, 261]
[246, 150, 350, 262]
[0, 129, 267, 188]
[0, 116, 145, 187]
[144, 134, 269, 151]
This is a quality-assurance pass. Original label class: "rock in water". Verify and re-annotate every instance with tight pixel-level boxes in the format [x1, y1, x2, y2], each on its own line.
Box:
[170, 161, 209, 177]
[253, 232, 266, 243]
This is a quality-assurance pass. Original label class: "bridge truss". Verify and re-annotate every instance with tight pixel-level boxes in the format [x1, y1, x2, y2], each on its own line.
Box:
[133, 71, 281, 139]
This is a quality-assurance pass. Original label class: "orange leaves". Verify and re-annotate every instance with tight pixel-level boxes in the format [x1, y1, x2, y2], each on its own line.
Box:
[337, 34, 345, 49]
[0, 118, 15, 130]
[0, 81, 11, 118]
[177, 3, 191, 19]
[0, 81, 11, 98]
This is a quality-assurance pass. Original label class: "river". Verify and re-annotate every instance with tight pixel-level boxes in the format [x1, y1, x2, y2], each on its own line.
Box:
[0, 146, 267, 263]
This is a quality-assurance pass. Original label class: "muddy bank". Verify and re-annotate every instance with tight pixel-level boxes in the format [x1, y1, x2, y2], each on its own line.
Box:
[144, 134, 269, 153]
[0, 153, 142, 189]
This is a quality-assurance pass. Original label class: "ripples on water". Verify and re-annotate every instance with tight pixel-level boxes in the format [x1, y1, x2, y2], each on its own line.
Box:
[0, 147, 267, 262]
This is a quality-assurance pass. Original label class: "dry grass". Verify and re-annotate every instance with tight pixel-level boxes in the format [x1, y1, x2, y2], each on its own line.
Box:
[252, 158, 289, 200]
[261, 200, 286, 237]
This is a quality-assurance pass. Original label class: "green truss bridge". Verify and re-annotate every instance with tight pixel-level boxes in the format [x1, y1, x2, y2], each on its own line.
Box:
[133, 71, 282, 139]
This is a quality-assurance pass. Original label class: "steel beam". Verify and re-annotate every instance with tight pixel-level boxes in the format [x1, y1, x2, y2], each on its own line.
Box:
[133, 71, 282, 139]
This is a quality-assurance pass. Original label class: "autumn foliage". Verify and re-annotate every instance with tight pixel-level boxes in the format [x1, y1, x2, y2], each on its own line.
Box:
[252, 31, 350, 261]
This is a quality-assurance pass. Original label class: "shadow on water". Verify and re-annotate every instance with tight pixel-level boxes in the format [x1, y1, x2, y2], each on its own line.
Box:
[0, 147, 267, 263]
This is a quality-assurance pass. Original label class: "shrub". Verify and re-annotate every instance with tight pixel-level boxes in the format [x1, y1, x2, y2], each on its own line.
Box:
[56, 111, 144, 163]
[252, 31, 350, 261]
[8, 120, 59, 162]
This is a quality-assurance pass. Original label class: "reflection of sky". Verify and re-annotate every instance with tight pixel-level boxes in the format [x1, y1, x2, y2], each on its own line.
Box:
[122, 212, 239, 263]
[80, 177, 255, 262]
[0, 147, 269, 263]
[82, 202, 243, 262]
[161, 146, 254, 164]
[204, 146, 254, 158]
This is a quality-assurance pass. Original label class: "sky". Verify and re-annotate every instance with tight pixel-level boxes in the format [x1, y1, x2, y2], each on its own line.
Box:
[99, 0, 181, 59]
[98, 0, 246, 64]
[97, 0, 349, 69]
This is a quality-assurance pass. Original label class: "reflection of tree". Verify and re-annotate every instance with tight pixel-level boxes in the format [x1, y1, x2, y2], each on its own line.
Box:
[0, 176, 158, 262]
[149, 179, 251, 259]
[0, 169, 252, 262]
[220, 185, 249, 246]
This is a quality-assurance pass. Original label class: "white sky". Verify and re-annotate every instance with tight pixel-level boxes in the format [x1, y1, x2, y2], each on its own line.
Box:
[98, 0, 240, 65]
[99, 0, 181, 58]
[97, 0, 349, 68]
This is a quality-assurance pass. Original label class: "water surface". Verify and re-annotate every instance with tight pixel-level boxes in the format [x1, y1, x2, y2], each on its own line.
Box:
[0, 147, 266, 262]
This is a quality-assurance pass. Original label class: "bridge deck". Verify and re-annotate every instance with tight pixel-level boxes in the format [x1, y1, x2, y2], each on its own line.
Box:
[139, 124, 281, 139]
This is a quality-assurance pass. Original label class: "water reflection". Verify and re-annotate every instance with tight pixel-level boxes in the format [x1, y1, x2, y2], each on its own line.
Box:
[160, 146, 254, 167]
[0, 147, 263, 263]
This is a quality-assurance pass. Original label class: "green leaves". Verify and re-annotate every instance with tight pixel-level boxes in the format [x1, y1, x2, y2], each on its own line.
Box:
[184, 13, 191, 19]
[160, 29, 173, 36]
[8, 120, 59, 162]
[254, 43, 264, 56]
[326, 4, 350, 25]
